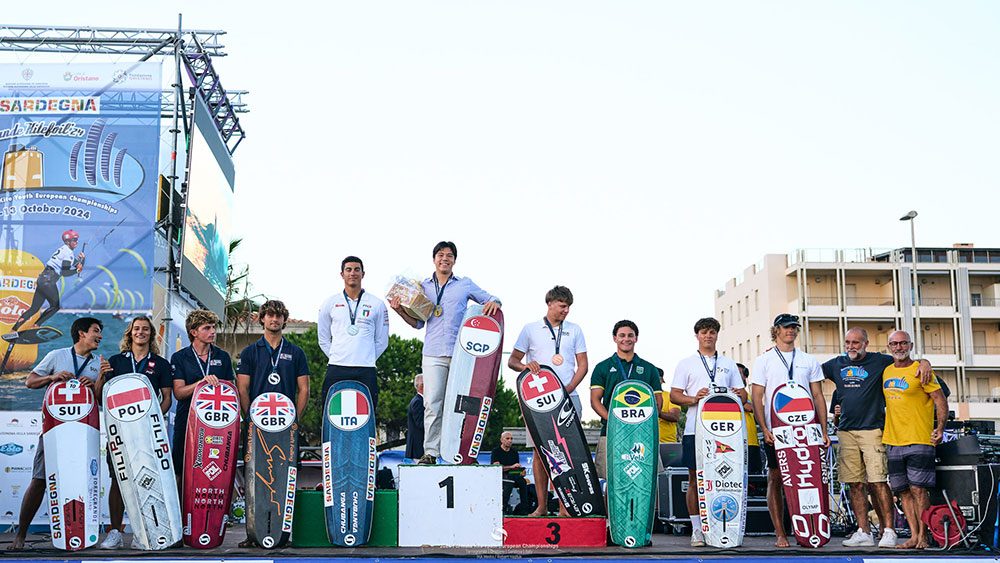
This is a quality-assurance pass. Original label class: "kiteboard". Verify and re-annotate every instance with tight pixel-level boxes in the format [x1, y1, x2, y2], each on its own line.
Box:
[695, 388, 747, 548]
[245, 392, 298, 549]
[103, 374, 182, 550]
[770, 380, 830, 548]
[183, 380, 241, 549]
[42, 378, 100, 551]
[606, 380, 658, 548]
[322, 380, 377, 547]
[0, 326, 63, 374]
[516, 367, 604, 517]
[441, 304, 504, 464]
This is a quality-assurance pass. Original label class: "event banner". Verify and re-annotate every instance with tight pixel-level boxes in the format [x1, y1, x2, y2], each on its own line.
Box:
[0, 63, 161, 398]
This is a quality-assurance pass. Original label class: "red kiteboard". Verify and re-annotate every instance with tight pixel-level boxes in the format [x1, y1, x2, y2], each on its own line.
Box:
[769, 381, 830, 548]
[183, 380, 240, 549]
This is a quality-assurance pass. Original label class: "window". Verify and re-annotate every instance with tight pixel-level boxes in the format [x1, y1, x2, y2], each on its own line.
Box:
[756, 335, 761, 356]
[737, 300, 742, 321]
[729, 306, 734, 325]
[738, 343, 743, 362]
[754, 289, 759, 311]
[721, 311, 725, 326]
[745, 296, 750, 317]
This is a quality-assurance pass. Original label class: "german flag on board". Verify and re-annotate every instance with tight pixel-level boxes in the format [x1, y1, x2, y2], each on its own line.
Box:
[700, 396, 742, 421]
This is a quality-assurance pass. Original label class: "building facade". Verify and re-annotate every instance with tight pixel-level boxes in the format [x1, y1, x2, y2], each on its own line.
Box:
[714, 246, 1000, 423]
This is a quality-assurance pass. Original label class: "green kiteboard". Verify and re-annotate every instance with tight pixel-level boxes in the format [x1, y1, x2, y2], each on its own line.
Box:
[606, 380, 659, 548]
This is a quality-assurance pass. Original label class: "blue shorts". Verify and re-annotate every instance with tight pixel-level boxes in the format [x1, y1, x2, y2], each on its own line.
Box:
[887, 444, 936, 493]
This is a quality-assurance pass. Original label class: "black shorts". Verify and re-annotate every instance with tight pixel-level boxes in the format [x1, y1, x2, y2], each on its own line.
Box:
[322, 365, 379, 412]
[748, 445, 764, 475]
[763, 442, 779, 471]
[682, 434, 697, 471]
[887, 444, 936, 493]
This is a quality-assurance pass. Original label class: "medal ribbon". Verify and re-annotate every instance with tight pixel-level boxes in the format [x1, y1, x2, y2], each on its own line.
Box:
[194, 346, 212, 379]
[544, 317, 564, 355]
[615, 355, 634, 380]
[343, 289, 365, 328]
[268, 338, 285, 373]
[432, 274, 452, 309]
[130, 351, 149, 374]
[70, 349, 92, 378]
[774, 348, 796, 381]
[698, 351, 718, 384]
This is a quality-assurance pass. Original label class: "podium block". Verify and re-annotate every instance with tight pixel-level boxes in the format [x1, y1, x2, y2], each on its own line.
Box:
[370, 490, 398, 547]
[292, 489, 398, 547]
[502, 516, 607, 547]
[398, 464, 502, 547]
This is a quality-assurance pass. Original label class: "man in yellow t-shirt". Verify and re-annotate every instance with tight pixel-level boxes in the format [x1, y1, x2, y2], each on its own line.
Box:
[883, 330, 948, 550]
[658, 369, 681, 443]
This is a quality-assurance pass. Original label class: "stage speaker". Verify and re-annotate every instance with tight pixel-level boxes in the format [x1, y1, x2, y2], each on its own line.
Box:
[660, 443, 684, 468]
[657, 469, 779, 536]
[930, 463, 1000, 541]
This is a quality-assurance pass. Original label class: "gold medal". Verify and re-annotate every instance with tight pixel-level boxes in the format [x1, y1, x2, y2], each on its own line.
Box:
[434, 305, 443, 317]
[552, 354, 564, 366]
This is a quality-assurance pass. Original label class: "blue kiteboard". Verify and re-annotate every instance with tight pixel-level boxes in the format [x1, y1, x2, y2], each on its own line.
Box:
[322, 380, 377, 547]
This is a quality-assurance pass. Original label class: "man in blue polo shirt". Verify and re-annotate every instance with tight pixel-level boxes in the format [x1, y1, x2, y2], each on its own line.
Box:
[238, 299, 310, 421]
[171, 309, 234, 486]
[389, 241, 501, 464]
[236, 299, 309, 548]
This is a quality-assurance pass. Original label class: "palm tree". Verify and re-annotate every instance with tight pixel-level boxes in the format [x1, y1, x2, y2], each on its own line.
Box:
[221, 238, 265, 350]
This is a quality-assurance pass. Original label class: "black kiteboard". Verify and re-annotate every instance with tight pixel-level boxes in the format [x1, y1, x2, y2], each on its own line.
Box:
[516, 366, 604, 517]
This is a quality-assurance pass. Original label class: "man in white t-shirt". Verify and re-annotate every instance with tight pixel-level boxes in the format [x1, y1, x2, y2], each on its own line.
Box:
[670, 317, 746, 547]
[750, 313, 828, 548]
[317, 256, 390, 410]
[508, 285, 588, 517]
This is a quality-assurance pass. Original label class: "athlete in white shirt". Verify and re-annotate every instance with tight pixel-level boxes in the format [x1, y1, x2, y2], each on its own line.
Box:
[508, 285, 588, 517]
[670, 317, 746, 547]
[11, 230, 85, 332]
[317, 256, 389, 409]
[750, 313, 828, 548]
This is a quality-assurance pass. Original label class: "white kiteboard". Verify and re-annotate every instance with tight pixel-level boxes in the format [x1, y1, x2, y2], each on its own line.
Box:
[103, 373, 182, 550]
[42, 379, 101, 551]
[694, 388, 747, 548]
[440, 305, 504, 464]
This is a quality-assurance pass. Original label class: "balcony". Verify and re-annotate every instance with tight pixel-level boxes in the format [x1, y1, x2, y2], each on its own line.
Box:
[971, 297, 1000, 319]
[974, 346, 1000, 367]
[845, 296, 896, 318]
[805, 296, 839, 317]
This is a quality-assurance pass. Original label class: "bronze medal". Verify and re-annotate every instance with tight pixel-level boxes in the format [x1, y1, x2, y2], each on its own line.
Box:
[552, 354, 564, 366]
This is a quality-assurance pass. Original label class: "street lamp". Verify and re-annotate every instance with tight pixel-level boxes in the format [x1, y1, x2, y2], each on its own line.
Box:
[900, 210, 921, 355]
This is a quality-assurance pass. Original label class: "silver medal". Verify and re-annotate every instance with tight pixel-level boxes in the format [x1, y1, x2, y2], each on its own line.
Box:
[347, 325, 360, 336]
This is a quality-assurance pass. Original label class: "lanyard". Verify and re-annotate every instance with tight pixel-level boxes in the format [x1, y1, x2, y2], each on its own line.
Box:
[267, 338, 284, 373]
[343, 289, 365, 326]
[194, 346, 212, 379]
[432, 274, 452, 307]
[698, 351, 718, 384]
[774, 348, 796, 381]
[130, 351, 149, 374]
[615, 355, 634, 380]
[544, 317, 564, 354]
[70, 349, 92, 378]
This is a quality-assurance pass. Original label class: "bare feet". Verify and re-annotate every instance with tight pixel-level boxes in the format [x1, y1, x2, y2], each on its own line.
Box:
[7, 536, 25, 551]
[896, 538, 927, 550]
[775, 536, 790, 548]
[558, 509, 570, 517]
[528, 507, 547, 517]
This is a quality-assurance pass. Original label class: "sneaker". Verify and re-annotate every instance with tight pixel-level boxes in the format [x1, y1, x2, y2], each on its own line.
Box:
[130, 538, 143, 550]
[100, 529, 123, 550]
[878, 528, 897, 548]
[843, 529, 875, 547]
[417, 454, 436, 465]
[690, 527, 706, 547]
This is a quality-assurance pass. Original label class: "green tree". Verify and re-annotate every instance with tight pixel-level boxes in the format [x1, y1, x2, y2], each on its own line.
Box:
[284, 327, 331, 445]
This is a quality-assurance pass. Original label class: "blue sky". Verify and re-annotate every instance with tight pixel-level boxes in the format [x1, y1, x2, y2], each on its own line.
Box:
[3, 2, 999, 417]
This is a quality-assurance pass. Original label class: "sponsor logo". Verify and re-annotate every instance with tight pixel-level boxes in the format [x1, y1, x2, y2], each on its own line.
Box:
[0, 97, 100, 114]
[366, 437, 377, 501]
[467, 396, 492, 458]
[328, 389, 371, 431]
[194, 384, 239, 428]
[21, 68, 33, 81]
[840, 365, 869, 388]
[884, 377, 910, 395]
[772, 383, 815, 426]
[459, 315, 502, 357]
[208, 448, 220, 459]
[250, 392, 295, 432]
[90, 459, 98, 476]
[556, 400, 575, 427]
[520, 370, 564, 412]
[581, 502, 593, 514]
[261, 536, 274, 548]
[624, 463, 641, 479]
[105, 377, 153, 422]
[282, 467, 297, 533]
[198, 533, 211, 545]
[0, 443, 23, 456]
[714, 440, 735, 454]
[0, 295, 29, 324]
[267, 373, 281, 385]
[46, 380, 93, 422]
[711, 494, 740, 522]
[203, 461, 222, 481]
[620, 442, 646, 462]
[322, 442, 333, 507]
[716, 460, 734, 479]
[204, 435, 223, 445]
